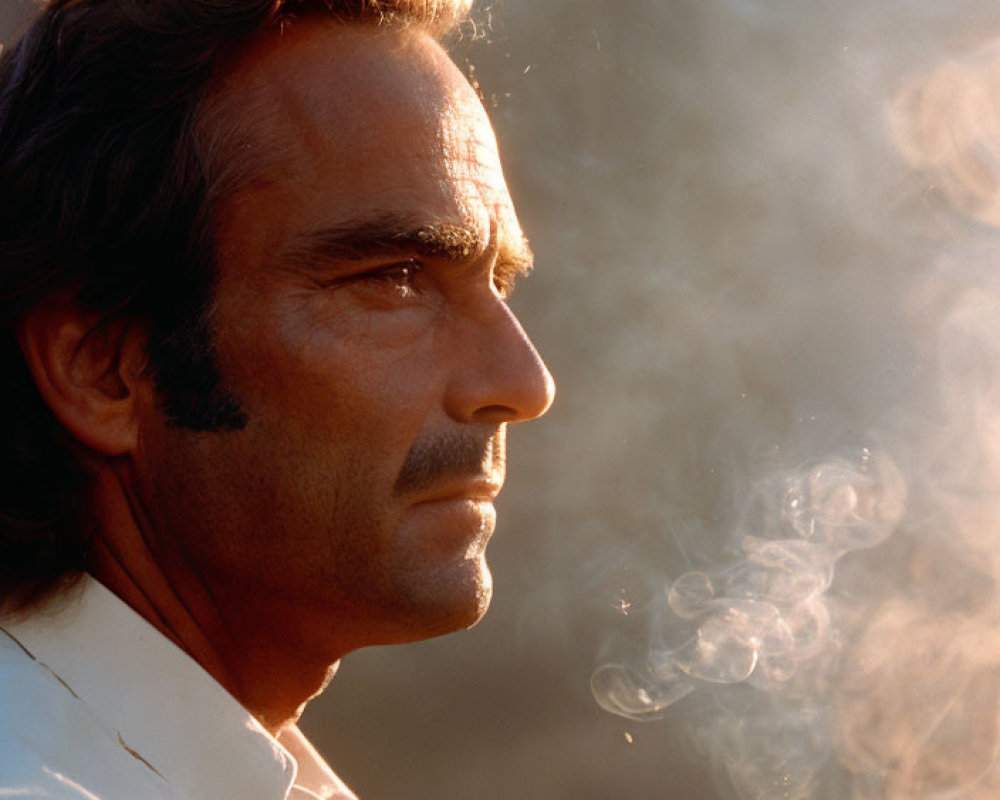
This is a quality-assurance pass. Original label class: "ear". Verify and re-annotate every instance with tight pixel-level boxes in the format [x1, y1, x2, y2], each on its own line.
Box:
[17, 295, 151, 456]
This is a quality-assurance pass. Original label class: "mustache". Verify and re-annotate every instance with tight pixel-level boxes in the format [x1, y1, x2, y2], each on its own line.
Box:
[393, 428, 505, 496]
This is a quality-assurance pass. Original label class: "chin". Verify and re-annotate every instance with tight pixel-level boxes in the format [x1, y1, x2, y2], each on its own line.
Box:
[461, 564, 494, 629]
[387, 557, 494, 644]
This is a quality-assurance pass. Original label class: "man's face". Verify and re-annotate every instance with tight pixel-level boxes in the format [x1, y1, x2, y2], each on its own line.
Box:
[133, 21, 554, 652]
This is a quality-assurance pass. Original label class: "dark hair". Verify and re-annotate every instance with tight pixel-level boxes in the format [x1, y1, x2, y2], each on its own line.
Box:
[0, 0, 471, 609]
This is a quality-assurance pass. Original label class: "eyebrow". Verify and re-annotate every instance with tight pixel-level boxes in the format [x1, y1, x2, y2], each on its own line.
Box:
[276, 213, 534, 278]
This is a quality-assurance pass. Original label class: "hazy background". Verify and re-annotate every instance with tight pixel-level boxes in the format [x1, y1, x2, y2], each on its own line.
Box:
[7, 0, 1000, 798]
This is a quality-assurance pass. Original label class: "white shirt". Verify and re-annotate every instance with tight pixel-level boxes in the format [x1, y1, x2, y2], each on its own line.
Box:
[0, 574, 357, 800]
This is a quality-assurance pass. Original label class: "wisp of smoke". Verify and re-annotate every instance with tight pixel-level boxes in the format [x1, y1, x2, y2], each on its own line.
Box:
[593, 35, 1000, 800]
[594, 447, 905, 800]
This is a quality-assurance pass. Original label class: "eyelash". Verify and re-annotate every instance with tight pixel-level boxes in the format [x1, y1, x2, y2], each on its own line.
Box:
[315, 258, 520, 300]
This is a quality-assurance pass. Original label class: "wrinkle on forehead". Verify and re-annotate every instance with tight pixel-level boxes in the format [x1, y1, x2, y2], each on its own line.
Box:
[212, 21, 488, 172]
[205, 17, 524, 280]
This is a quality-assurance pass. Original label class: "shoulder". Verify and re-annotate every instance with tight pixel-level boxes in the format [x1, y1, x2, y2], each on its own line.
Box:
[0, 632, 180, 800]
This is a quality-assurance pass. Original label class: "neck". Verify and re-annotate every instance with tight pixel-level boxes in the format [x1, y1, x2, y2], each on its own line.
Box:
[84, 463, 340, 734]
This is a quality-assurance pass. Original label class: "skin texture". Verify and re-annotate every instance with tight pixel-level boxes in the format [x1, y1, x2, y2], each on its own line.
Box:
[19, 20, 554, 731]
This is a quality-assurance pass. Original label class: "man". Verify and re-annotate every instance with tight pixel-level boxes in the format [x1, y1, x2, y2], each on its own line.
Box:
[0, 1, 555, 798]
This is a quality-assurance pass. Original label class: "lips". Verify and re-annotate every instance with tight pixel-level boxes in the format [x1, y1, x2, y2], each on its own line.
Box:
[405, 493, 498, 558]
[409, 477, 503, 507]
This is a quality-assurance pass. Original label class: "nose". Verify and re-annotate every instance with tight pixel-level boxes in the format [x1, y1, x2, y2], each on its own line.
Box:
[444, 299, 556, 426]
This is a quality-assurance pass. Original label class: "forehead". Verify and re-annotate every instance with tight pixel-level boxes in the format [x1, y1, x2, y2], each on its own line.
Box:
[207, 21, 518, 257]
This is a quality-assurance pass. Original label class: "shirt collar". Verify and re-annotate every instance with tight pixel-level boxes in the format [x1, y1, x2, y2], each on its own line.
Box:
[1, 574, 346, 800]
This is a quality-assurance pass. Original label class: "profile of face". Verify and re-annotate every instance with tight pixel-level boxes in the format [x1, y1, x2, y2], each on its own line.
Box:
[129, 20, 555, 655]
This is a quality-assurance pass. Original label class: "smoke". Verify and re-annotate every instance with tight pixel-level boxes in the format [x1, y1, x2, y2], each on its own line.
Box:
[592, 27, 1000, 800]
[593, 447, 906, 799]
[594, 448, 903, 715]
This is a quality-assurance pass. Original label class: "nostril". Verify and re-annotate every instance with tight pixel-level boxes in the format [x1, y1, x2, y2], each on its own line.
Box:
[471, 404, 519, 425]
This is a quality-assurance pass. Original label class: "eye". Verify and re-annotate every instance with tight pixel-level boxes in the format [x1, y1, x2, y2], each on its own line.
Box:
[362, 259, 423, 299]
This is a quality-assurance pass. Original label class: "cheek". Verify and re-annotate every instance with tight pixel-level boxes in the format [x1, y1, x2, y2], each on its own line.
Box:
[218, 287, 447, 453]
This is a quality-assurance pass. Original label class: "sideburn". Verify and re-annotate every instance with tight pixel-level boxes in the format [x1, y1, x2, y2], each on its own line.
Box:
[147, 300, 248, 433]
